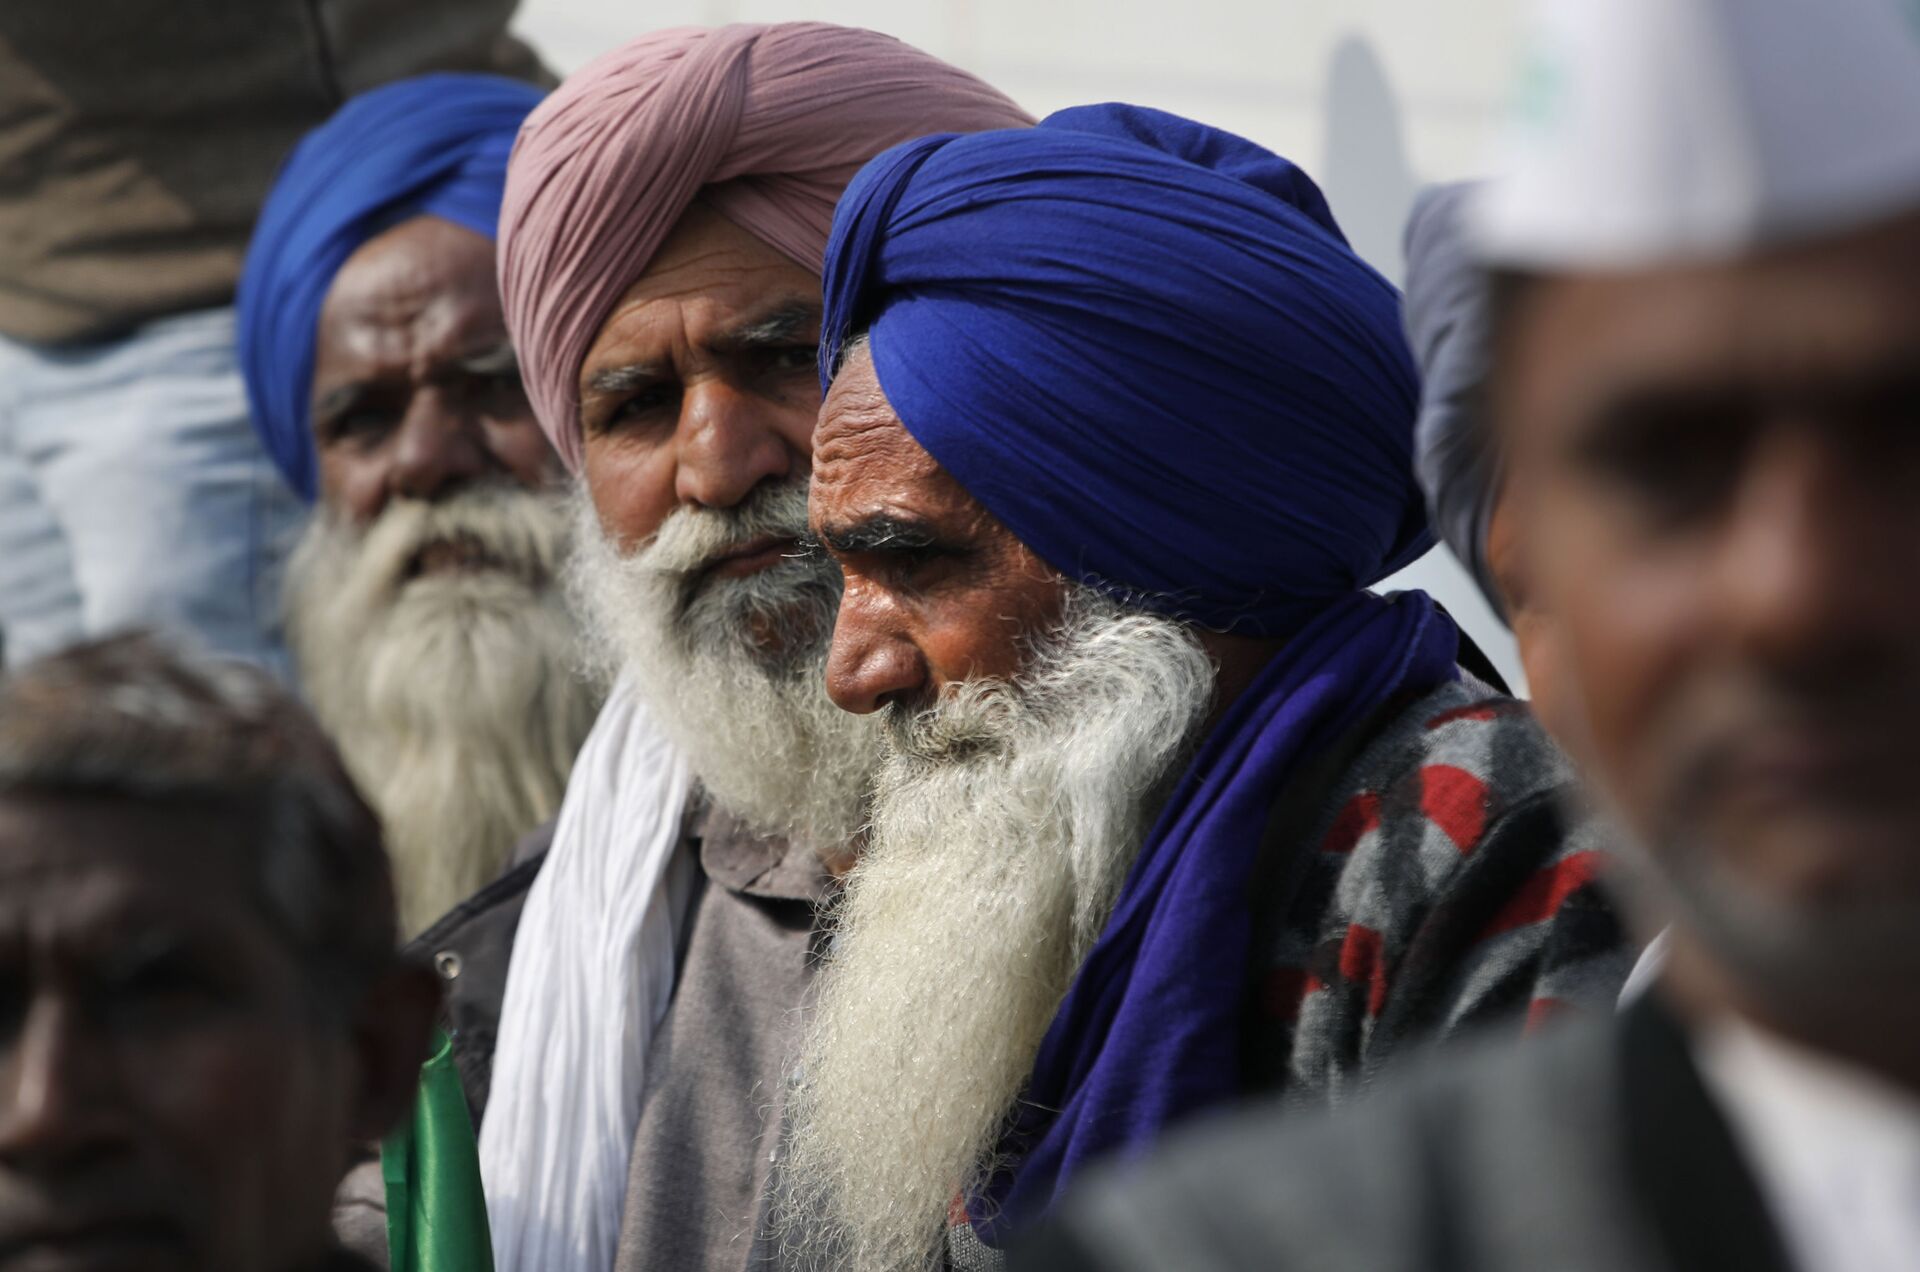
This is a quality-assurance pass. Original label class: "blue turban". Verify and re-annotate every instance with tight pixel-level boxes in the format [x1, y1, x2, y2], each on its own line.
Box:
[820, 102, 1432, 637]
[237, 73, 543, 501]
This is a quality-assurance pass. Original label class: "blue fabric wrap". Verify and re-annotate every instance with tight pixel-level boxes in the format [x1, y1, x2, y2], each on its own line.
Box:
[820, 102, 1433, 636]
[236, 74, 542, 501]
[984, 589, 1460, 1240]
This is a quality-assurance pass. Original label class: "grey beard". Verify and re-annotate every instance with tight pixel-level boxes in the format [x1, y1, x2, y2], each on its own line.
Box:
[563, 479, 882, 853]
[285, 484, 601, 937]
[778, 589, 1214, 1272]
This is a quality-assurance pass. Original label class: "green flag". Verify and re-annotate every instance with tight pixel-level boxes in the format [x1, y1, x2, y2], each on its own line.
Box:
[382, 1029, 494, 1272]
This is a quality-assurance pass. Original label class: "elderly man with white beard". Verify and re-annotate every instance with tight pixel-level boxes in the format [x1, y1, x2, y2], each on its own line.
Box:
[791, 104, 1634, 1270]
[236, 74, 598, 941]
[325, 26, 1032, 1272]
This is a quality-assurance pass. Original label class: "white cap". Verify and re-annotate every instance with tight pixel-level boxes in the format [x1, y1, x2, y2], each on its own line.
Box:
[1475, 0, 1920, 270]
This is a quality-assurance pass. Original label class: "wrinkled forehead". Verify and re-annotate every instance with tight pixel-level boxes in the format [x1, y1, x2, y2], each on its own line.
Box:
[1497, 210, 1920, 447]
[812, 349, 966, 518]
[315, 217, 506, 370]
[579, 204, 822, 375]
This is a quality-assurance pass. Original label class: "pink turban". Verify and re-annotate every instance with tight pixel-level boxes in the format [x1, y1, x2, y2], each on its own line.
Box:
[499, 22, 1034, 473]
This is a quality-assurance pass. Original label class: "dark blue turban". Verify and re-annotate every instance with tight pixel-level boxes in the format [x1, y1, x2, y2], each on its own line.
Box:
[820, 102, 1432, 637]
[237, 73, 542, 501]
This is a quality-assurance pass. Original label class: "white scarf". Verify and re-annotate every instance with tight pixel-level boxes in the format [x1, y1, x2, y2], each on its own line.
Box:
[479, 679, 697, 1272]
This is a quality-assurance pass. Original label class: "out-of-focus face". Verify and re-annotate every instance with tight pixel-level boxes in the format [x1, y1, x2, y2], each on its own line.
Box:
[311, 215, 559, 525]
[809, 347, 1069, 716]
[1498, 211, 1920, 1017]
[292, 218, 594, 937]
[575, 202, 823, 555]
[0, 797, 365, 1272]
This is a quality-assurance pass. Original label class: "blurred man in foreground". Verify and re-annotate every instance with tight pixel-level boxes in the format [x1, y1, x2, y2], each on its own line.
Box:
[1017, 2, 1920, 1268]
[796, 103, 1627, 1270]
[237, 74, 600, 937]
[0, 634, 436, 1272]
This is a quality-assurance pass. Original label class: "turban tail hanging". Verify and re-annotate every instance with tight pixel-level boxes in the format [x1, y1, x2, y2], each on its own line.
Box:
[819, 103, 1433, 637]
[236, 74, 543, 501]
[818, 103, 1462, 1236]
[495, 22, 1034, 474]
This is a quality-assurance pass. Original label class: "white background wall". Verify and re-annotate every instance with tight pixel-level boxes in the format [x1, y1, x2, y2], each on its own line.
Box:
[513, 0, 1531, 688]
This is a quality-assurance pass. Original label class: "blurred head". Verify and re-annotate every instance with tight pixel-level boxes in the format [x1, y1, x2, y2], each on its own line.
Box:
[308, 214, 556, 523]
[1494, 208, 1920, 1054]
[499, 24, 1030, 847]
[1403, 181, 1568, 727]
[240, 74, 590, 935]
[0, 635, 436, 1272]
[287, 214, 595, 936]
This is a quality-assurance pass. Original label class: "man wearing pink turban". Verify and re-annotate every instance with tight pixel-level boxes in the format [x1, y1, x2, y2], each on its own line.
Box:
[335, 24, 1028, 1272]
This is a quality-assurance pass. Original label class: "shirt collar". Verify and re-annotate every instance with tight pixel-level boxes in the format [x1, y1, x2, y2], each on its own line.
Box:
[689, 797, 833, 904]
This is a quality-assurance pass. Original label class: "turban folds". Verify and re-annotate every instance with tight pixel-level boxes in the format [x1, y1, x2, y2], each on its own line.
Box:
[1405, 182, 1505, 621]
[237, 73, 542, 500]
[497, 22, 1034, 473]
[820, 103, 1431, 637]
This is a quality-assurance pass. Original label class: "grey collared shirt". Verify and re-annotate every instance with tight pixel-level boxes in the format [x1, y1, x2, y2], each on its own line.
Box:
[612, 806, 832, 1272]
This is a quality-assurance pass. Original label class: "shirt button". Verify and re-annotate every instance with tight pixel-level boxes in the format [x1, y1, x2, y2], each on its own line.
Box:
[434, 951, 463, 981]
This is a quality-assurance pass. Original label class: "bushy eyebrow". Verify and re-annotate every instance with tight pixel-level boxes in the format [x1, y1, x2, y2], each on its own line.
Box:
[811, 514, 941, 555]
[579, 299, 819, 402]
[584, 361, 666, 397]
[311, 340, 521, 428]
[714, 301, 820, 352]
[454, 341, 520, 378]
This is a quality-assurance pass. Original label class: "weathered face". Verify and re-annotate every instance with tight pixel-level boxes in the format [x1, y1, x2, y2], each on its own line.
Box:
[810, 347, 1068, 715]
[576, 203, 823, 557]
[311, 215, 558, 524]
[0, 796, 375, 1272]
[1498, 212, 1920, 980]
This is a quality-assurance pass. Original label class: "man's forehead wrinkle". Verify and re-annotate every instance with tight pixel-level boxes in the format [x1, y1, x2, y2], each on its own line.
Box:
[317, 281, 506, 398]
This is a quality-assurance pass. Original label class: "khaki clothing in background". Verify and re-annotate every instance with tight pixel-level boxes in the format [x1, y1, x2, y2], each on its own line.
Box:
[0, 0, 545, 344]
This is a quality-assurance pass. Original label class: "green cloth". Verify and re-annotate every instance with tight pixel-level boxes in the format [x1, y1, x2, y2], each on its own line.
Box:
[382, 1029, 494, 1272]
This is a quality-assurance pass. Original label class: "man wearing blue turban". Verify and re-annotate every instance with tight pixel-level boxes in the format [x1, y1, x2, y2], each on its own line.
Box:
[786, 103, 1630, 1270]
[236, 74, 600, 946]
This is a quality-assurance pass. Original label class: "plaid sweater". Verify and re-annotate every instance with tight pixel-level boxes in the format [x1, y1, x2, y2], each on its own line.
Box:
[949, 677, 1630, 1269]
[1251, 675, 1630, 1106]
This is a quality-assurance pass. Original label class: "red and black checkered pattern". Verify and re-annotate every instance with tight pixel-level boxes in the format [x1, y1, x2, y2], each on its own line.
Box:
[1248, 679, 1632, 1105]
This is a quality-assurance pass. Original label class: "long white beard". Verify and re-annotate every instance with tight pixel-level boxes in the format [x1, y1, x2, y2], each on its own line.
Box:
[564, 480, 882, 853]
[780, 590, 1215, 1272]
[286, 485, 601, 937]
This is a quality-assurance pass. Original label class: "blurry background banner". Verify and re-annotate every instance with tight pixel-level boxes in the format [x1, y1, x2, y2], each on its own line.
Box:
[512, 0, 1531, 690]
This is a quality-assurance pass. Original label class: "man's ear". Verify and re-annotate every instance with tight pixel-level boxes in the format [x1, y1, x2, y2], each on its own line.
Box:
[1485, 487, 1530, 618]
[345, 958, 442, 1142]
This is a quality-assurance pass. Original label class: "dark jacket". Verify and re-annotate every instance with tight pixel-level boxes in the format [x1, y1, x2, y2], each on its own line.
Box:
[1015, 995, 1798, 1272]
[331, 826, 548, 1265]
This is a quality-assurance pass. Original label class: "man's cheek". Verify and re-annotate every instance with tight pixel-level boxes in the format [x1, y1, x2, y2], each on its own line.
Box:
[583, 440, 675, 551]
[138, 1022, 324, 1155]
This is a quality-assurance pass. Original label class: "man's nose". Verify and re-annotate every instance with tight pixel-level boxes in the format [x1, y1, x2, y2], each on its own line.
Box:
[825, 583, 928, 715]
[387, 394, 491, 503]
[0, 998, 120, 1170]
[1717, 426, 1905, 669]
[674, 380, 801, 510]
